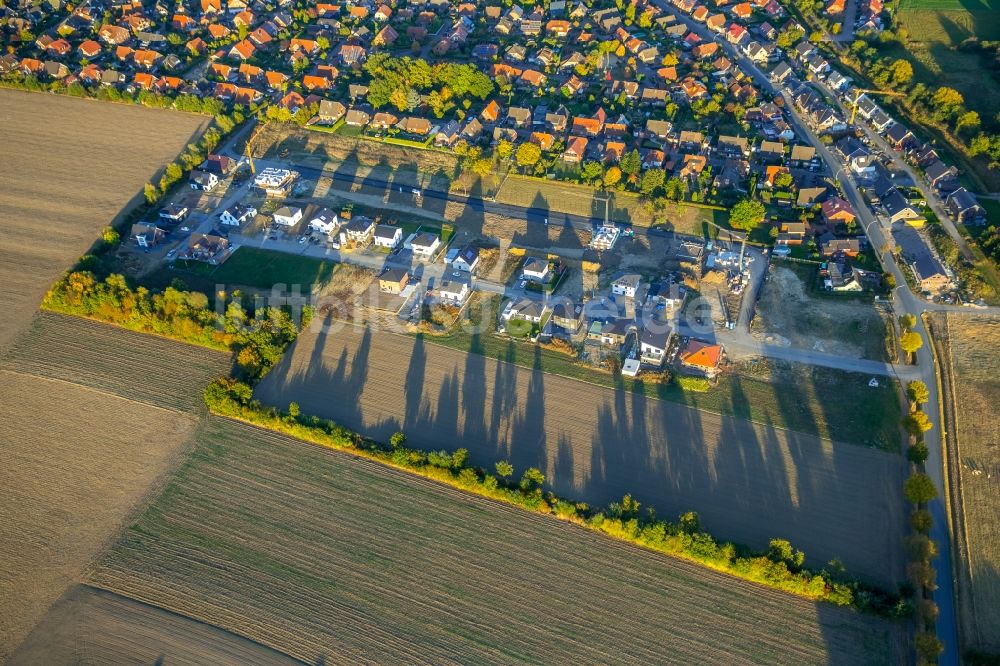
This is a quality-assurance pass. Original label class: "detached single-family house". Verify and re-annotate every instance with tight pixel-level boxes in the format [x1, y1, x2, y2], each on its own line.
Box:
[438, 279, 470, 303]
[505, 299, 547, 323]
[677, 339, 723, 377]
[374, 224, 403, 248]
[883, 189, 925, 226]
[550, 301, 582, 333]
[612, 273, 641, 298]
[308, 207, 339, 234]
[272, 206, 303, 227]
[640, 327, 672, 367]
[220, 203, 257, 226]
[159, 203, 190, 223]
[344, 216, 376, 244]
[821, 196, 857, 225]
[946, 188, 985, 224]
[522, 257, 550, 282]
[189, 170, 219, 191]
[379, 268, 409, 294]
[410, 231, 441, 259]
[132, 222, 166, 248]
[452, 245, 480, 273]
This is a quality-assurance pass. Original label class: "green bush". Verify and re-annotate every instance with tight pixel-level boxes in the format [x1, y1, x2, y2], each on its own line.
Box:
[675, 376, 711, 392]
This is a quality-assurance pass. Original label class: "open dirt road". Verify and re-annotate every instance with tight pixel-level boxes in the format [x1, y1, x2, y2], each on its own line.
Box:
[257, 321, 906, 583]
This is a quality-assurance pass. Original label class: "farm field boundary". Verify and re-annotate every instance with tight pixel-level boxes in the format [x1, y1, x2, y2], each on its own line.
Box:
[1, 312, 232, 412]
[256, 321, 906, 583]
[90, 414, 907, 665]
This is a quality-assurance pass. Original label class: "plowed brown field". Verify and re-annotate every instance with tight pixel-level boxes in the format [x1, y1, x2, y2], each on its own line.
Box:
[10, 585, 302, 666]
[0, 89, 207, 353]
[2, 312, 231, 411]
[935, 313, 1000, 653]
[257, 323, 905, 583]
[90, 415, 905, 665]
[0, 370, 200, 661]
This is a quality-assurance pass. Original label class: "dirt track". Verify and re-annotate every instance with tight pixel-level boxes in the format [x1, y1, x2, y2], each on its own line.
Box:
[257, 321, 905, 583]
[0, 89, 207, 353]
[91, 416, 905, 665]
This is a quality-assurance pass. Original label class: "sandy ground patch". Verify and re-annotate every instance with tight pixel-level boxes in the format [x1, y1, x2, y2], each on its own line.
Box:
[753, 263, 890, 360]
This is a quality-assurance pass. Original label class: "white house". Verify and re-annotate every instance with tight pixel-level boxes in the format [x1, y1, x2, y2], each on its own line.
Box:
[189, 169, 219, 191]
[438, 279, 470, 303]
[521, 257, 550, 282]
[308, 207, 339, 234]
[504, 298, 546, 322]
[452, 245, 480, 273]
[639, 327, 672, 367]
[612, 274, 641, 298]
[373, 224, 403, 248]
[272, 205, 303, 227]
[410, 231, 441, 259]
[220, 203, 257, 226]
[343, 216, 376, 244]
[159, 203, 189, 223]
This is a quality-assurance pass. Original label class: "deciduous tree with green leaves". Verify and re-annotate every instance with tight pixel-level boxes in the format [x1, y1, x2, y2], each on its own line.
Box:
[729, 199, 766, 231]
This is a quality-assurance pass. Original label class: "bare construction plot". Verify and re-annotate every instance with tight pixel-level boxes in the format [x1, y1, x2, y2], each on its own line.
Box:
[10, 585, 301, 666]
[257, 323, 905, 583]
[0, 370, 200, 661]
[91, 415, 905, 665]
[934, 313, 1000, 653]
[0, 89, 208, 352]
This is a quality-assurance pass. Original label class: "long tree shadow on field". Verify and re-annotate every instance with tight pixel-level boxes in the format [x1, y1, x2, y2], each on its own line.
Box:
[253, 314, 372, 433]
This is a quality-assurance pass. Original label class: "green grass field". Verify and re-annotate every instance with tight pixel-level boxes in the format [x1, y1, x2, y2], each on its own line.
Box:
[165, 247, 337, 292]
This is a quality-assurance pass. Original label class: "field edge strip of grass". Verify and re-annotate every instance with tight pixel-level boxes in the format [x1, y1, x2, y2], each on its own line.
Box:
[203, 377, 911, 619]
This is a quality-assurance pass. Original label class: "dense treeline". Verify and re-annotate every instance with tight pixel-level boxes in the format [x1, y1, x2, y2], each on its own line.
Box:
[362, 54, 493, 116]
[204, 377, 910, 618]
[42, 271, 308, 379]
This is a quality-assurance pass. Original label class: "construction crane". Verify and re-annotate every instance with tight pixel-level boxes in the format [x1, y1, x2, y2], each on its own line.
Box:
[244, 122, 267, 175]
[847, 89, 906, 126]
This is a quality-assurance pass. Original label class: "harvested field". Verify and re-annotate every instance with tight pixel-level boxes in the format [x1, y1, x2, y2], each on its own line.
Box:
[256, 322, 905, 583]
[92, 415, 905, 665]
[753, 263, 891, 361]
[934, 313, 1000, 653]
[0, 89, 209, 353]
[0, 370, 199, 661]
[11, 585, 301, 666]
[2, 312, 231, 411]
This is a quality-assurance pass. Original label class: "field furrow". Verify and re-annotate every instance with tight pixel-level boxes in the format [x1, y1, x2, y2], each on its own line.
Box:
[0, 371, 200, 661]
